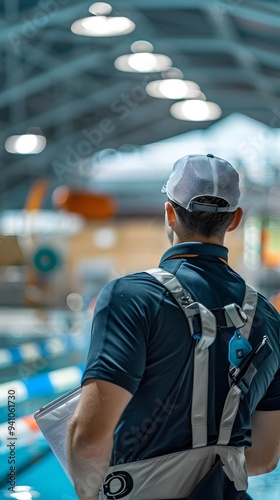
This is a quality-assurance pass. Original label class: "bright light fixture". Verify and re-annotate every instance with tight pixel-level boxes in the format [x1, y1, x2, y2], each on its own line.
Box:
[114, 40, 172, 73]
[127, 53, 158, 72]
[146, 79, 203, 99]
[4, 134, 47, 154]
[170, 100, 222, 121]
[115, 53, 172, 72]
[71, 2, 135, 37]
[72, 16, 135, 36]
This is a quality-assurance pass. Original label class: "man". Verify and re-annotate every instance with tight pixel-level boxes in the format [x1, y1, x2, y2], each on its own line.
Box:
[67, 154, 280, 500]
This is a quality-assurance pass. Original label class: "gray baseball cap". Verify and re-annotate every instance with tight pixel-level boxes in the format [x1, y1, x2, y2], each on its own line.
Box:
[162, 153, 240, 213]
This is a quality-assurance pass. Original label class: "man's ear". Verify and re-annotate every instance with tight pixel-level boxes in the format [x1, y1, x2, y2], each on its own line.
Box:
[227, 207, 243, 232]
[165, 201, 177, 227]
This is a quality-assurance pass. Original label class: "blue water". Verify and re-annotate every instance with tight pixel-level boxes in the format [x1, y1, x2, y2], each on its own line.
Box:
[0, 445, 77, 499]
[11, 451, 77, 500]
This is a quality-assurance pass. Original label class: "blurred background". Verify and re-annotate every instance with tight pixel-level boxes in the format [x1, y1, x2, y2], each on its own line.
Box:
[0, 0, 280, 498]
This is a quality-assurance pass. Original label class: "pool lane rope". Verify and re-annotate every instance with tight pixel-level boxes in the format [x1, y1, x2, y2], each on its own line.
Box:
[0, 365, 84, 407]
[0, 335, 87, 368]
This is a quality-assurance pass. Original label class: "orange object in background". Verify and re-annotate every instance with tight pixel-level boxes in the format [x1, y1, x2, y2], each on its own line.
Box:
[270, 292, 280, 312]
[52, 187, 117, 219]
[261, 219, 280, 268]
[25, 178, 50, 210]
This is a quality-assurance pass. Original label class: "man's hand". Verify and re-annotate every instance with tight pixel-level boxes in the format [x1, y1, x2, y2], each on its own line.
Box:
[67, 378, 132, 500]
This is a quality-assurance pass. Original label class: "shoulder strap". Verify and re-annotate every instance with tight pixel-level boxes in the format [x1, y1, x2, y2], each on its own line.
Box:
[240, 284, 258, 340]
[145, 268, 263, 449]
[146, 268, 216, 447]
[217, 283, 258, 445]
[145, 268, 216, 348]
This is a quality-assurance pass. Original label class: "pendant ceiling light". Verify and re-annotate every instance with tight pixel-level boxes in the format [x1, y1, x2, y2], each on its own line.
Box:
[5, 133, 47, 154]
[114, 40, 172, 73]
[170, 99, 222, 121]
[146, 68, 203, 100]
[71, 2, 135, 37]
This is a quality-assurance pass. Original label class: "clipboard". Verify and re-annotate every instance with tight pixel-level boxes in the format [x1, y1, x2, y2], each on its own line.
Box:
[34, 385, 81, 479]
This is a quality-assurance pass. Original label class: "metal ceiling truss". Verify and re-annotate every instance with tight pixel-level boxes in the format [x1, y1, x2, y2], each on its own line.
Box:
[1, 0, 280, 201]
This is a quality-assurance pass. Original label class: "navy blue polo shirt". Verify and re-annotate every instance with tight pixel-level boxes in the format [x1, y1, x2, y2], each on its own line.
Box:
[82, 242, 280, 465]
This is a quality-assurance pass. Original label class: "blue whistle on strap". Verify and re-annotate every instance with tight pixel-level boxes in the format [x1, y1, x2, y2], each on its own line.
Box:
[228, 329, 252, 368]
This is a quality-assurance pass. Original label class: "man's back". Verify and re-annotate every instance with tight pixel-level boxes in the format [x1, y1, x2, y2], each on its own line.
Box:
[82, 241, 280, 465]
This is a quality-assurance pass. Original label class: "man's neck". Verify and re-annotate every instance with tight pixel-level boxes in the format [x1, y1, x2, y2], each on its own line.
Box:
[173, 233, 224, 246]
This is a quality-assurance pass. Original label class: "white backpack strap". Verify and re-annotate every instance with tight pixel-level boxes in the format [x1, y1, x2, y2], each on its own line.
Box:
[145, 268, 216, 448]
[217, 283, 258, 445]
[217, 384, 243, 445]
[145, 268, 216, 347]
[145, 268, 193, 309]
[240, 284, 258, 340]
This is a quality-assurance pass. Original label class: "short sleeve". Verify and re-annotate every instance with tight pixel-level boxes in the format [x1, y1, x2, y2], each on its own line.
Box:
[256, 369, 280, 411]
[82, 277, 148, 395]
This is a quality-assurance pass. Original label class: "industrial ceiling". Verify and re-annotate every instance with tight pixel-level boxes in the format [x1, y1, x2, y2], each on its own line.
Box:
[1, 0, 280, 208]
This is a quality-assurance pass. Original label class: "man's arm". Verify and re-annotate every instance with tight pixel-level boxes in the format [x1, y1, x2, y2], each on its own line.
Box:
[245, 410, 280, 476]
[67, 378, 132, 500]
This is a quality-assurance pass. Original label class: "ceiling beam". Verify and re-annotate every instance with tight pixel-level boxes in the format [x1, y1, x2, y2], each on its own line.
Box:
[166, 66, 278, 88]
[204, 89, 279, 107]
[0, 1, 89, 43]
[0, 39, 132, 110]
[151, 38, 280, 70]
[220, 1, 280, 28]
[0, 78, 136, 141]
[124, 0, 280, 26]
[121, 0, 206, 8]
[206, 7, 277, 99]
[21, 43, 105, 99]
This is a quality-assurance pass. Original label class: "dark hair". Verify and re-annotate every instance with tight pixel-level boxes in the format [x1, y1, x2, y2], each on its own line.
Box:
[169, 196, 236, 238]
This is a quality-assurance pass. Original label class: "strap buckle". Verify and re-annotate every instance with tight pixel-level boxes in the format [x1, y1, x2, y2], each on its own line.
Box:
[224, 303, 247, 329]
